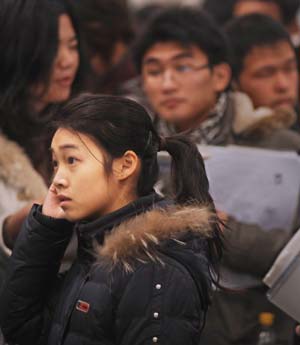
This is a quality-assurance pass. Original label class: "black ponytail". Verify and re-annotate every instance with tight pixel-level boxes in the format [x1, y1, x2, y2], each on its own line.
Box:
[160, 135, 212, 205]
[160, 134, 223, 275]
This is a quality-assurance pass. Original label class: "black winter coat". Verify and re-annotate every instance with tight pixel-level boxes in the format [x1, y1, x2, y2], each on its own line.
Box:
[0, 194, 215, 345]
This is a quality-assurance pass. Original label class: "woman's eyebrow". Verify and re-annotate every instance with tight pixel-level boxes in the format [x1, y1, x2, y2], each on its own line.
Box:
[50, 144, 80, 152]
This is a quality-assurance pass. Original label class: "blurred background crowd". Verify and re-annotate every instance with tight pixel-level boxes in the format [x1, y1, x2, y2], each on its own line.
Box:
[1, 0, 300, 344]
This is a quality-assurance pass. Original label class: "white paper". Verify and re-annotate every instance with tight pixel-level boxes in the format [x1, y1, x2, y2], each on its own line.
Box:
[264, 230, 300, 287]
[200, 145, 300, 232]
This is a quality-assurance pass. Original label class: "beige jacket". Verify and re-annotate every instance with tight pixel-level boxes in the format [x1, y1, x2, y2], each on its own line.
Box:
[0, 133, 47, 254]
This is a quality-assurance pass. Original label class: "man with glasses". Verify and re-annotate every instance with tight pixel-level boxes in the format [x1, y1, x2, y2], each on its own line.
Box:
[133, 7, 300, 345]
[134, 8, 232, 142]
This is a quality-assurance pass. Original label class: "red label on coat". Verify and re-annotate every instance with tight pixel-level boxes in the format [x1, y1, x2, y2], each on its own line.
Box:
[76, 300, 90, 313]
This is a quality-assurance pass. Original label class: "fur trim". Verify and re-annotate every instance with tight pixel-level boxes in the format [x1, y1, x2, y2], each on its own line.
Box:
[232, 92, 296, 135]
[97, 205, 214, 272]
[0, 133, 47, 201]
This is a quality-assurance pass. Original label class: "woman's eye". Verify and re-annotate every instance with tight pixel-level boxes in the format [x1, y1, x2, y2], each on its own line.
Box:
[69, 42, 78, 51]
[52, 160, 58, 169]
[67, 157, 77, 165]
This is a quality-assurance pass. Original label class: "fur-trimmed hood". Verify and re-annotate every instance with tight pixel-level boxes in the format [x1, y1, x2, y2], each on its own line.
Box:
[0, 133, 47, 201]
[232, 91, 296, 136]
[97, 204, 214, 272]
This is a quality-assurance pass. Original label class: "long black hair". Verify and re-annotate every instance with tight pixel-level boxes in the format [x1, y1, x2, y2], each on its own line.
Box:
[69, 0, 133, 68]
[68, 0, 135, 94]
[52, 93, 223, 277]
[0, 0, 85, 177]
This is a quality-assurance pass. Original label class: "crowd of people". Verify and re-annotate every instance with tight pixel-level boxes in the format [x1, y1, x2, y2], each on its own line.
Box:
[0, 0, 300, 344]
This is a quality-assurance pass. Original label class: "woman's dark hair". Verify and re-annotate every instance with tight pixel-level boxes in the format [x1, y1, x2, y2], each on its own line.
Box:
[69, 0, 133, 66]
[52, 92, 223, 276]
[133, 4, 165, 32]
[0, 0, 85, 175]
[68, 0, 135, 94]
[202, 0, 236, 26]
[133, 6, 230, 73]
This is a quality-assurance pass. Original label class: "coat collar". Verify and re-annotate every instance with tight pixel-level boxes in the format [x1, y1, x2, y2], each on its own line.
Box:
[231, 91, 296, 136]
[96, 202, 214, 272]
[76, 193, 166, 260]
[77, 193, 165, 239]
[76, 194, 214, 272]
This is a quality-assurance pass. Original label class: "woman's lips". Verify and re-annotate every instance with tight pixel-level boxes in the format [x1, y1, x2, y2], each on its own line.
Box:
[57, 195, 72, 206]
[60, 199, 71, 205]
[55, 76, 74, 88]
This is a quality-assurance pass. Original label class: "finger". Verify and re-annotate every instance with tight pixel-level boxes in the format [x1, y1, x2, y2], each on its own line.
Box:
[296, 325, 300, 336]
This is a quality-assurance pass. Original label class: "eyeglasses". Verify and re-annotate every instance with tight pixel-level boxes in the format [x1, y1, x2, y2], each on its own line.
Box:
[143, 62, 211, 82]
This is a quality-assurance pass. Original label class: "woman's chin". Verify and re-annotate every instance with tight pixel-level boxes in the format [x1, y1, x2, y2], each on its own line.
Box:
[64, 211, 94, 223]
[62, 211, 78, 223]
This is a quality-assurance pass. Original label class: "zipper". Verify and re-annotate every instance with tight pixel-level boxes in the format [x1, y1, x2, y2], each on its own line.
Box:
[57, 266, 91, 344]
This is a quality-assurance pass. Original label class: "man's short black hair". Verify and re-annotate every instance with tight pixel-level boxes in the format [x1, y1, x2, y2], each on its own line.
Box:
[225, 13, 293, 79]
[277, 0, 300, 25]
[133, 6, 230, 73]
[203, 0, 300, 26]
[202, 0, 235, 26]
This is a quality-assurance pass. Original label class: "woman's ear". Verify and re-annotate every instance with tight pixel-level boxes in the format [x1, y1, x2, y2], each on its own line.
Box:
[112, 150, 140, 181]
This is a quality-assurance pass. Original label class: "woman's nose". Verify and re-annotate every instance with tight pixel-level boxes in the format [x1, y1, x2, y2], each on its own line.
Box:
[56, 45, 78, 70]
[52, 172, 68, 189]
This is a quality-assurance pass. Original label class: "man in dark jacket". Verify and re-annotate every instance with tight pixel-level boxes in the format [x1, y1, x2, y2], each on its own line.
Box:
[132, 7, 300, 345]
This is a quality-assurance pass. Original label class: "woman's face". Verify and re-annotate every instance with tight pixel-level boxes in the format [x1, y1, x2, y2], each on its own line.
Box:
[37, 14, 79, 107]
[50, 128, 121, 222]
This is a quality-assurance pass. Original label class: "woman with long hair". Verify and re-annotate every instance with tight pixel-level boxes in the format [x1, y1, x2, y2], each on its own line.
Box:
[0, 94, 223, 345]
[0, 0, 83, 181]
[0, 0, 83, 276]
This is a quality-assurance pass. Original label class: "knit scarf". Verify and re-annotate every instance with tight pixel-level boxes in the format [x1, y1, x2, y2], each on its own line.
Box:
[155, 93, 231, 145]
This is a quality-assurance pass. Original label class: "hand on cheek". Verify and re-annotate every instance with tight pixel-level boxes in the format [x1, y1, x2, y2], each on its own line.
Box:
[42, 184, 66, 219]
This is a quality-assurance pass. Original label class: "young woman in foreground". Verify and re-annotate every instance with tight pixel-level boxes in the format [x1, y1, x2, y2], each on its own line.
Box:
[0, 94, 222, 345]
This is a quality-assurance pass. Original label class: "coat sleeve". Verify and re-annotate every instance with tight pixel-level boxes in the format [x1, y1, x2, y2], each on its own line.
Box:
[0, 204, 73, 345]
[222, 216, 292, 277]
[114, 260, 205, 345]
[222, 183, 300, 278]
[0, 179, 28, 255]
